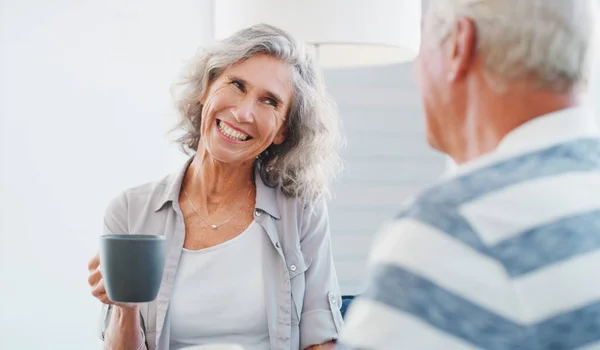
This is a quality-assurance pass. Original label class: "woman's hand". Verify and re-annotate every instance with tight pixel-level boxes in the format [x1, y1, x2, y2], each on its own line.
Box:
[89, 254, 146, 349]
[87, 253, 137, 310]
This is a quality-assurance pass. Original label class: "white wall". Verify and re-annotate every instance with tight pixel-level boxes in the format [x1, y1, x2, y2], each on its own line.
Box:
[0, 0, 211, 348]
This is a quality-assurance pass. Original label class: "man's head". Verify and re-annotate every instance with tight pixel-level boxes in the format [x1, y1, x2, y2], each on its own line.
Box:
[415, 0, 598, 162]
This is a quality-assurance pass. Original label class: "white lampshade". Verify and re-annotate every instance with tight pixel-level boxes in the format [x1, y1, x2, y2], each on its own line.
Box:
[213, 0, 422, 68]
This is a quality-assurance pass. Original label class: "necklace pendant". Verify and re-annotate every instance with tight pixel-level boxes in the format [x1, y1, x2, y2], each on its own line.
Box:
[211, 224, 218, 229]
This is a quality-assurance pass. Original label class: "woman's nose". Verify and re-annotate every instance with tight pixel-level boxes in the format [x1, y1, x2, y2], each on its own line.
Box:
[232, 98, 255, 123]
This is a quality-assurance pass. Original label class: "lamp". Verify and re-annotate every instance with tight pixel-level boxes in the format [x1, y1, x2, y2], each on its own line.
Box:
[213, 0, 421, 68]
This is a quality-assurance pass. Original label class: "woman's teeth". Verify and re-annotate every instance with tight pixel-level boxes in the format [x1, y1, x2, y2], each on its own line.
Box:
[218, 120, 249, 141]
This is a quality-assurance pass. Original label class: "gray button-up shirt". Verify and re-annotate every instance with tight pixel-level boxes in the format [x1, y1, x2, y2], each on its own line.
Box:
[99, 159, 344, 350]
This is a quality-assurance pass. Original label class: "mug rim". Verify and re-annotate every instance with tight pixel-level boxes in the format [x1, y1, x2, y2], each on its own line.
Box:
[100, 234, 165, 240]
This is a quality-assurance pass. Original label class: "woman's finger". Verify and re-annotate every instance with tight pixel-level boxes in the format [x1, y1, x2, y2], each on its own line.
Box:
[87, 253, 100, 271]
[97, 292, 111, 305]
[87, 267, 103, 287]
[91, 278, 106, 298]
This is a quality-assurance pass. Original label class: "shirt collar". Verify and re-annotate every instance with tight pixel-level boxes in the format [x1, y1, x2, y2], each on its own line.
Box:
[154, 156, 281, 219]
[453, 106, 600, 176]
[495, 106, 600, 154]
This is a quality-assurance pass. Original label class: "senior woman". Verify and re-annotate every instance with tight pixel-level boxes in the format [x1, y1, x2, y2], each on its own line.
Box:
[87, 24, 345, 350]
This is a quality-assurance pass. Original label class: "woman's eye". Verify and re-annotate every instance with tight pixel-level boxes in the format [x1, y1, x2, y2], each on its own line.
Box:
[231, 80, 245, 91]
[264, 98, 278, 107]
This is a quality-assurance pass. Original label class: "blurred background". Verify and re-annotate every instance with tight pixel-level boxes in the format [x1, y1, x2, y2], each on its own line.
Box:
[0, 0, 598, 348]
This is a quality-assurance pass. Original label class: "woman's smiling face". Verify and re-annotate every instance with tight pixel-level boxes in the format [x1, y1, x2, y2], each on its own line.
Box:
[198, 54, 293, 165]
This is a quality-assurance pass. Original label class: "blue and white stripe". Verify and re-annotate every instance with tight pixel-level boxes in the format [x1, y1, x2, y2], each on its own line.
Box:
[339, 138, 600, 350]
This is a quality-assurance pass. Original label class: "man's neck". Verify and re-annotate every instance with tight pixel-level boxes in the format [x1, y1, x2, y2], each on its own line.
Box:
[449, 90, 581, 164]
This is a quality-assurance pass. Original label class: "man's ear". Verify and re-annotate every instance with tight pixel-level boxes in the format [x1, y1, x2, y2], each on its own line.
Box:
[449, 17, 477, 82]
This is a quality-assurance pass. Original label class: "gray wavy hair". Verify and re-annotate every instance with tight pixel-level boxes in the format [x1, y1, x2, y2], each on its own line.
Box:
[425, 0, 599, 92]
[172, 24, 344, 203]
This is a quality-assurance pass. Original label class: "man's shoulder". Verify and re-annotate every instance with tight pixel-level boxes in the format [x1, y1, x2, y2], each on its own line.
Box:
[414, 137, 600, 210]
[387, 137, 600, 259]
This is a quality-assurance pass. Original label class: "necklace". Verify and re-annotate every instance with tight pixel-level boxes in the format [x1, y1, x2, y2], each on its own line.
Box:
[183, 186, 253, 229]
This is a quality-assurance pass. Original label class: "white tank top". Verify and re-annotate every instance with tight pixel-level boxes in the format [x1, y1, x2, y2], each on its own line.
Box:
[169, 221, 270, 350]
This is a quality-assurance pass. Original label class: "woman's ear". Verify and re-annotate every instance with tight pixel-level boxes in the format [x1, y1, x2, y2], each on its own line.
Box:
[272, 127, 287, 145]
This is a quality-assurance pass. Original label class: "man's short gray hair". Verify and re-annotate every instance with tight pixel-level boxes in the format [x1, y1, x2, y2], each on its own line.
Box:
[172, 24, 344, 203]
[425, 0, 599, 92]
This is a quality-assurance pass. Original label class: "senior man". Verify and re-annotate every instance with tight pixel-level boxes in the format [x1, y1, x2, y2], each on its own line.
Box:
[340, 0, 600, 349]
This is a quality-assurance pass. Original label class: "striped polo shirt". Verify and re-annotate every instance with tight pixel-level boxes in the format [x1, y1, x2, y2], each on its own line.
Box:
[339, 107, 600, 350]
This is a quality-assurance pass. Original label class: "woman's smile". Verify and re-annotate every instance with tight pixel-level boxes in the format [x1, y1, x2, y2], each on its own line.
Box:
[216, 119, 253, 144]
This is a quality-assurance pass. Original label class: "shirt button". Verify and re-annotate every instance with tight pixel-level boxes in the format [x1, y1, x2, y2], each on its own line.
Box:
[290, 264, 297, 271]
[275, 242, 281, 249]
[254, 210, 261, 217]
[330, 296, 336, 304]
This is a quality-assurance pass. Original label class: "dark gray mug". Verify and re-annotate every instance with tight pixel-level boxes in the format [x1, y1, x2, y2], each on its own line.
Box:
[99, 234, 167, 303]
